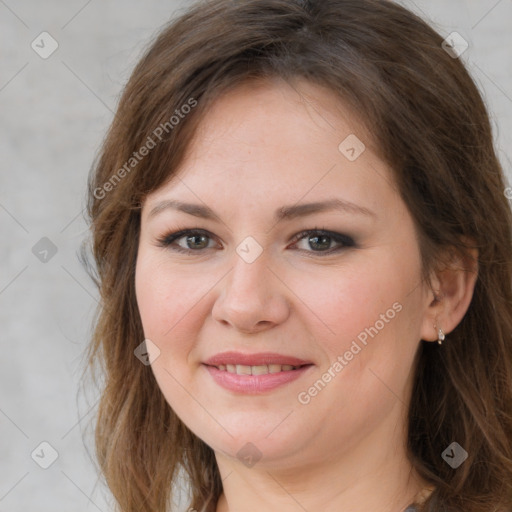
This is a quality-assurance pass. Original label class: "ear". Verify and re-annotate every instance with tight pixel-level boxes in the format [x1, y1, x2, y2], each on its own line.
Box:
[420, 237, 479, 342]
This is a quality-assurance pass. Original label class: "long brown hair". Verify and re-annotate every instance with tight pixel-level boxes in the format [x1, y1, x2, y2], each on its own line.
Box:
[81, 1, 512, 511]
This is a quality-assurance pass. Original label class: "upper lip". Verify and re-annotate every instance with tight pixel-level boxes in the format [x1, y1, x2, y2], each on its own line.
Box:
[203, 351, 313, 367]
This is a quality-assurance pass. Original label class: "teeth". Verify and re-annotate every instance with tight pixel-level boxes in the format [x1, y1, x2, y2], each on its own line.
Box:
[251, 365, 268, 375]
[236, 364, 252, 375]
[268, 364, 282, 374]
[217, 364, 300, 375]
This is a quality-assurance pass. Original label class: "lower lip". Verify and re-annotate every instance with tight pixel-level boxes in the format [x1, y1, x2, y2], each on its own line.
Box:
[203, 364, 313, 394]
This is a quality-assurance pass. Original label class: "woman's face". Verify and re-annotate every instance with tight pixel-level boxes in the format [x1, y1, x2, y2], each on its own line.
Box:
[135, 79, 434, 470]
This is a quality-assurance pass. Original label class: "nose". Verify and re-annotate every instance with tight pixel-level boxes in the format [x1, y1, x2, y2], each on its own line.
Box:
[211, 250, 291, 334]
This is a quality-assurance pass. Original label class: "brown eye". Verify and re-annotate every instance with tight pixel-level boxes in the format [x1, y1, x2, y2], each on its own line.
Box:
[184, 233, 210, 250]
[291, 229, 355, 254]
[158, 229, 219, 254]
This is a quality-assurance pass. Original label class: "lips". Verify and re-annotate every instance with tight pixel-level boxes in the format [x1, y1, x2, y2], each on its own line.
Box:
[215, 363, 301, 375]
[202, 352, 314, 393]
[204, 351, 312, 368]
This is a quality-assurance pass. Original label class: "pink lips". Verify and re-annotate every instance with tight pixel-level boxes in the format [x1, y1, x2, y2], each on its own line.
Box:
[204, 351, 312, 367]
[203, 351, 314, 394]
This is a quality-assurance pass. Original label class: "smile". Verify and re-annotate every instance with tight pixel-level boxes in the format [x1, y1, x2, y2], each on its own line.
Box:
[213, 364, 303, 375]
[203, 362, 313, 394]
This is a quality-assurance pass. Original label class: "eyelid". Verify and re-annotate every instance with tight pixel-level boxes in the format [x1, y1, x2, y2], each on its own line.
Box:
[289, 227, 354, 246]
[156, 227, 221, 251]
[156, 226, 355, 255]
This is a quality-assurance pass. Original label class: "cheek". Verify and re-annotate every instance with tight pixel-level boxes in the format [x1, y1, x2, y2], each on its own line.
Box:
[292, 251, 418, 398]
[135, 254, 207, 414]
[135, 253, 210, 343]
[135, 259, 173, 340]
[291, 254, 407, 351]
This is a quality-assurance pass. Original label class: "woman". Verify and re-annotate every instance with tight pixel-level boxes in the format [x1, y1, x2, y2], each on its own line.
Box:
[82, 1, 512, 511]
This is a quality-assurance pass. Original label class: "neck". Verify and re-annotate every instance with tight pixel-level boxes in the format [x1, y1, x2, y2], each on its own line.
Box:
[214, 426, 433, 512]
[215, 467, 429, 512]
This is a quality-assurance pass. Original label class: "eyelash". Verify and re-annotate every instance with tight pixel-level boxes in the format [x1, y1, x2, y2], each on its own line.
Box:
[156, 226, 356, 256]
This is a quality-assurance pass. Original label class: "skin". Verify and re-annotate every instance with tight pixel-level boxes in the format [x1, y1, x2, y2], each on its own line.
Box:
[135, 78, 478, 512]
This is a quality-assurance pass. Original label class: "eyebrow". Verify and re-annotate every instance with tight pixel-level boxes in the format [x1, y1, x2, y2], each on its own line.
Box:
[148, 198, 376, 222]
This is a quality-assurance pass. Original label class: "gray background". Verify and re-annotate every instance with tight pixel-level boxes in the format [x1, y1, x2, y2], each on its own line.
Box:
[1, 1, 511, 511]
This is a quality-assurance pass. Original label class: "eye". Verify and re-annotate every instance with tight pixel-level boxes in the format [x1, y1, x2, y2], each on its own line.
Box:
[156, 227, 355, 256]
[157, 229, 220, 253]
[289, 228, 355, 254]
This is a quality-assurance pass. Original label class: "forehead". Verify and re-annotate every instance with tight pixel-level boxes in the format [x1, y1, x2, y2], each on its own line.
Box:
[144, 78, 399, 221]
[186, 77, 372, 163]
